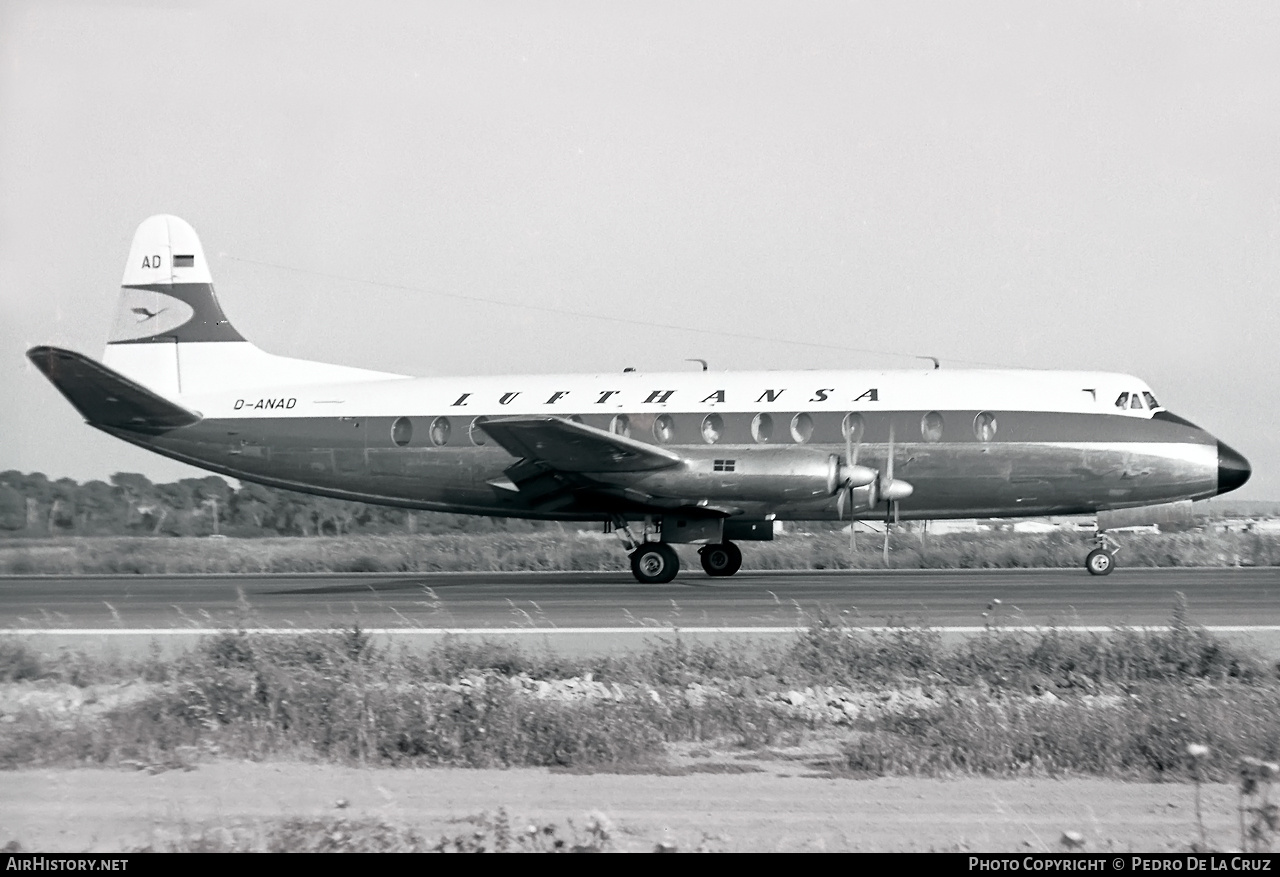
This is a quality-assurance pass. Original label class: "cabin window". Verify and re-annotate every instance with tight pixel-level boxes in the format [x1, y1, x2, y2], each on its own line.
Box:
[921, 411, 944, 442]
[1143, 392, 1160, 410]
[429, 416, 451, 446]
[841, 412, 865, 443]
[653, 414, 675, 443]
[1115, 392, 1130, 409]
[790, 412, 814, 443]
[391, 417, 413, 447]
[610, 414, 631, 438]
[1130, 394, 1144, 410]
[468, 418, 486, 446]
[751, 413, 773, 443]
[701, 413, 724, 444]
[974, 411, 997, 442]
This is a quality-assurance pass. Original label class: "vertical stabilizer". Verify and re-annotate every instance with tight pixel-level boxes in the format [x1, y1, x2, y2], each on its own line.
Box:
[109, 214, 245, 345]
[104, 215, 244, 396]
[102, 215, 406, 398]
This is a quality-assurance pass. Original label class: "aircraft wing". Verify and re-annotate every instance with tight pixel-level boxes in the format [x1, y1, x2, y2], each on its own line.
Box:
[27, 346, 202, 434]
[476, 416, 683, 473]
[476, 416, 708, 514]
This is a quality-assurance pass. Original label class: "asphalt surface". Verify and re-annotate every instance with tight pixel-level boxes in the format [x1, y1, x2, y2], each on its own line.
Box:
[2, 567, 1277, 630]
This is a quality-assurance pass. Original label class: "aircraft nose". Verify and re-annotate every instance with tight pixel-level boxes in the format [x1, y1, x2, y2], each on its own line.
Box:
[1217, 441, 1251, 495]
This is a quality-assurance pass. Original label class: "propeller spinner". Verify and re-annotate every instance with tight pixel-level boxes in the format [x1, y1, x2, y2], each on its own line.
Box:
[835, 422, 913, 517]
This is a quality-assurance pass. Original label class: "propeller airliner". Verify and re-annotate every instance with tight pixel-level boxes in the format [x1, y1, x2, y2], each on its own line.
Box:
[28, 216, 1251, 583]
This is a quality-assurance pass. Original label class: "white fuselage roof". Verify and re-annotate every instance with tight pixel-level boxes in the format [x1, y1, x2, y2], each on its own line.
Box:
[176, 359, 1159, 420]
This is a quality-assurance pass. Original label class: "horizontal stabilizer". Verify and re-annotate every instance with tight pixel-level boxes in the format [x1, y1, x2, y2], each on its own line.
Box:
[27, 346, 201, 434]
[476, 416, 683, 473]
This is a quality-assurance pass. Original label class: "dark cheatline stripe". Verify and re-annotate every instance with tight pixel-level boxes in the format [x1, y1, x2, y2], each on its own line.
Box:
[119, 405, 1220, 521]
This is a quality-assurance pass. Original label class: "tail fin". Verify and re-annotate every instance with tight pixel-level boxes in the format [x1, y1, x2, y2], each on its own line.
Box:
[108, 214, 244, 346]
[102, 215, 242, 397]
[101, 215, 405, 397]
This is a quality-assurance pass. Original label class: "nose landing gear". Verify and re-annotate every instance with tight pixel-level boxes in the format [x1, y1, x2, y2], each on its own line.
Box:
[1085, 531, 1121, 576]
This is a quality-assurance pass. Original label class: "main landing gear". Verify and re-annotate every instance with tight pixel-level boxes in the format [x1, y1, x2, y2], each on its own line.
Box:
[630, 542, 679, 584]
[1085, 531, 1121, 576]
[609, 516, 680, 584]
[609, 515, 745, 583]
[698, 542, 743, 577]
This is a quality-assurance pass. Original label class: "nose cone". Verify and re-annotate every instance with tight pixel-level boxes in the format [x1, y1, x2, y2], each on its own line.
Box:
[1217, 442, 1251, 495]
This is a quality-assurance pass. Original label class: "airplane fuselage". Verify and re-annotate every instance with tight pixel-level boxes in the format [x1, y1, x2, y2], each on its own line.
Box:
[104, 367, 1233, 522]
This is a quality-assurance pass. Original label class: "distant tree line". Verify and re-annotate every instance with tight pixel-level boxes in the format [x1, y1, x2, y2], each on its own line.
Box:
[0, 471, 1268, 540]
[0, 471, 548, 538]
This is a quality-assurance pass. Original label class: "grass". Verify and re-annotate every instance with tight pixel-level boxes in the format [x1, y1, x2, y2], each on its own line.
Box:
[3, 597, 1279, 782]
[1, 529, 1278, 574]
[841, 687, 1280, 780]
[8, 601, 1280, 852]
[129, 809, 622, 853]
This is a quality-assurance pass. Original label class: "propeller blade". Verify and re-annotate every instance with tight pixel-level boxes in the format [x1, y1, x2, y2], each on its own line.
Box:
[837, 426, 874, 521]
[876, 419, 914, 504]
[882, 509, 891, 565]
[845, 425, 855, 561]
[886, 421, 895, 485]
[843, 424, 864, 565]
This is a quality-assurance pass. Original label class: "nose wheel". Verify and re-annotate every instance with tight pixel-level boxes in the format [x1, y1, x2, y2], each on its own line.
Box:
[1086, 548, 1114, 576]
[1085, 532, 1120, 576]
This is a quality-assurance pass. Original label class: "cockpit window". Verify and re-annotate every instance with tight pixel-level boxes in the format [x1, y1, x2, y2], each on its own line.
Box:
[1142, 391, 1160, 410]
[1115, 392, 1130, 409]
[1130, 393, 1144, 410]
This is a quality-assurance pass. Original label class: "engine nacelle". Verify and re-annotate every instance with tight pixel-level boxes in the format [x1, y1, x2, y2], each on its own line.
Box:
[837, 479, 913, 516]
[631, 447, 845, 504]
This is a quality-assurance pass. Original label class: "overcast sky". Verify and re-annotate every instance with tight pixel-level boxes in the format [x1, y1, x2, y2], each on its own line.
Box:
[2, 1, 1278, 499]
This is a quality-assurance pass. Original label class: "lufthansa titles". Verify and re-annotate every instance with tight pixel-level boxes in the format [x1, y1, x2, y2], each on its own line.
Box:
[447, 387, 880, 407]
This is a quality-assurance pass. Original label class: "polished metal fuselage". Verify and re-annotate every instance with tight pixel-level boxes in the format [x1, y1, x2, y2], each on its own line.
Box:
[106, 406, 1222, 522]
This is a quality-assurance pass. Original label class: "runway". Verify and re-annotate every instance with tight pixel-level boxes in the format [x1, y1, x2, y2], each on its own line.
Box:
[3, 567, 1278, 632]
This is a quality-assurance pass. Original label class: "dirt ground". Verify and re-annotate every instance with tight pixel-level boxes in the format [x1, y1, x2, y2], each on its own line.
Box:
[0, 755, 1243, 853]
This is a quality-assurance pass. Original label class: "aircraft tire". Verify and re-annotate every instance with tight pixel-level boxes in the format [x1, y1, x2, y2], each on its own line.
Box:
[699, 542, 743, 577]
[1085, 548, 1114, 576]
[630, 543, 679, 584]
